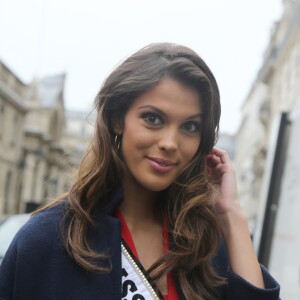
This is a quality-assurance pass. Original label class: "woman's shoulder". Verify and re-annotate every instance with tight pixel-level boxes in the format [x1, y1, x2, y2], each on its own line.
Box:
[12, 200, 68, 250]
[31, 199, 68, 224]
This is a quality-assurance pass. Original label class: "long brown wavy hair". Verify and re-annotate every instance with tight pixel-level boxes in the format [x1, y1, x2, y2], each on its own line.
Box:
[38, 43, 224, 299]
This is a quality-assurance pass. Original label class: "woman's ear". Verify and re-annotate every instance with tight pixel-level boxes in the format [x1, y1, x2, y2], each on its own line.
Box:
[111, 112, 123, 135]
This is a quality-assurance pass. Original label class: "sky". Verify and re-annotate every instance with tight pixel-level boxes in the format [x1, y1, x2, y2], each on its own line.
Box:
[0, 0, 283, 134]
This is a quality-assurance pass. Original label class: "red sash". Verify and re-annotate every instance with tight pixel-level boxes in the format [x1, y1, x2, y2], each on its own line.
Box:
[116, 209, 179, 300]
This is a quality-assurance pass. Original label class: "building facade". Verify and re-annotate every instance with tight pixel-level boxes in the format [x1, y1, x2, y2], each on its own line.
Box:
[235, 3, 300, 296]
[0, 62, 28, 215]
[235, 0, 300, 232]
[0, 62, 93, 216]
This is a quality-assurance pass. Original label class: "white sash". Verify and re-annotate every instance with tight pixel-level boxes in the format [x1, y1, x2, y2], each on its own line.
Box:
[121, 242, 162, 300]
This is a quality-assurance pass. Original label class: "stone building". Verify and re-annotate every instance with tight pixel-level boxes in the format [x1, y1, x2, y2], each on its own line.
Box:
[0, 62, 93, 216]
[0, 62, 28, 215]
[64, 109, 96, 166]
[235, 0, 300, 232]
[19, 73, 72, 213]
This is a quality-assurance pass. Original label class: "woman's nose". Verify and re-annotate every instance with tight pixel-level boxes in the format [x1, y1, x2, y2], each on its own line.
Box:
[157, 129, 178, 152]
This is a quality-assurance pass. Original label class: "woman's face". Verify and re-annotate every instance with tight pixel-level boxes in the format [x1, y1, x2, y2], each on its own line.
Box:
[119, 78, 202, 192]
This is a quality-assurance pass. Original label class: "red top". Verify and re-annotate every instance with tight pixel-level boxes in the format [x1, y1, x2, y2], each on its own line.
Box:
[116, 209, 179, 300]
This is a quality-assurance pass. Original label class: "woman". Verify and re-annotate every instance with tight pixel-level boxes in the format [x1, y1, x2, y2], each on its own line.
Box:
[0, 43, 280, 300]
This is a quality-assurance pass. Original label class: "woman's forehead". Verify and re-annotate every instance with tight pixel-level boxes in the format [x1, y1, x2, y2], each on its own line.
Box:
[127, 78, 202, 117]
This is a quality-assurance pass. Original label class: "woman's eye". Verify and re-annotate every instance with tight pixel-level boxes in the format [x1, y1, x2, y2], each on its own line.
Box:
[142, 112, 162, 125]
[182, 122, 201, 133]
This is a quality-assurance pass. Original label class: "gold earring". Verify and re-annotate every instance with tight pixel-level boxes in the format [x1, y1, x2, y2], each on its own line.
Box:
[114, 135, 121, 150]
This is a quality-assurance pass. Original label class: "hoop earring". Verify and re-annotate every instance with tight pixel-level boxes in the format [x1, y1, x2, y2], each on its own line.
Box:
[114, 134, 121, 150]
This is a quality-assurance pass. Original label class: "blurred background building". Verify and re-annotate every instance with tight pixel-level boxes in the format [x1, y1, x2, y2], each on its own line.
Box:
[216, 133, 235, 160]
[235, 0, 300, 298]
[0, 61, 94, 215]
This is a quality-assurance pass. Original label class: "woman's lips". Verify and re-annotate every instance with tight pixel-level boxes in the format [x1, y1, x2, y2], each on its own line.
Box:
[147, 156, 177, 173]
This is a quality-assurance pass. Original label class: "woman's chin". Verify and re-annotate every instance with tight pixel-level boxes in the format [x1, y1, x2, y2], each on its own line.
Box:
[140, 180, 172, 192]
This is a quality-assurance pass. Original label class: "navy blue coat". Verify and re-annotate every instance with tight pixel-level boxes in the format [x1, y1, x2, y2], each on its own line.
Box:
[0, 189, 280, 300]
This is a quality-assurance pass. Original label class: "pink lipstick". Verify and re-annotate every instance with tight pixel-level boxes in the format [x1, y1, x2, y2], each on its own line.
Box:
[147, 157, 177, 173]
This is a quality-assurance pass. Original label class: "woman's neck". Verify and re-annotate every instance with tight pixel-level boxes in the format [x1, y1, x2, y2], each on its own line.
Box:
[120, 181, 162, 228]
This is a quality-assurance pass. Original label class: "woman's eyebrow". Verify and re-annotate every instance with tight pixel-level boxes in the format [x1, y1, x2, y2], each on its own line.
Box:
[138, 105, 166, 116]
[138, 105, 203, 120]
[186, 113, 203, 120]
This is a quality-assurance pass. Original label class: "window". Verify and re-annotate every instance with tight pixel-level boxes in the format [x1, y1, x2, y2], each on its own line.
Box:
[10, 113, 18, 147]
[0, 101, 4, 140]
[3, 170, 12, 214]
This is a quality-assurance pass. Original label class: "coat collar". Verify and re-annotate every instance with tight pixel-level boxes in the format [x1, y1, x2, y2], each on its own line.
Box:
[95, 186, 124, 216]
